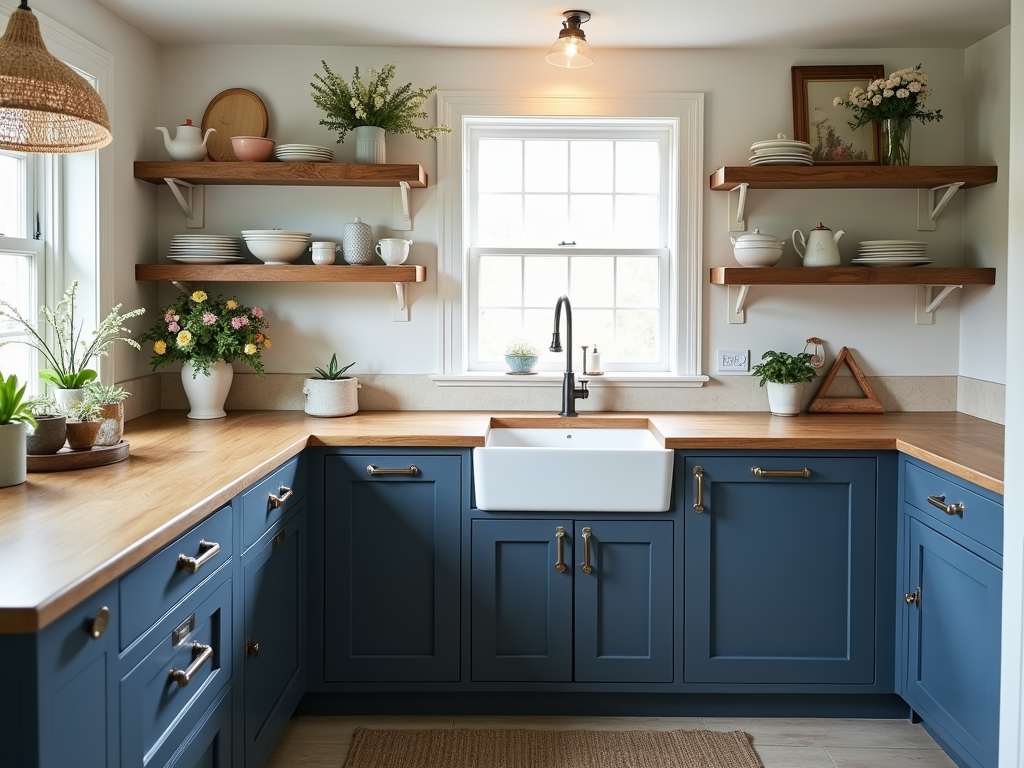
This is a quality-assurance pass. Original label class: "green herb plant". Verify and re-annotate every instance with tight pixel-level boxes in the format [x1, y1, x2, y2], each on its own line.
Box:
[84, 382, 131, 406]
[751, 351, 817, 386]
[61, 400, 101, 423]
[0, 372, 38, 428]
[313, 354, 356, 380]
[24, 395, 58, 418]
[504, 340, 539, 357]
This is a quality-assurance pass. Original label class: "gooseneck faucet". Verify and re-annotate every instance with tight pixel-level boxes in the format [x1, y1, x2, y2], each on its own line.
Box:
[550, 294, 589, 417]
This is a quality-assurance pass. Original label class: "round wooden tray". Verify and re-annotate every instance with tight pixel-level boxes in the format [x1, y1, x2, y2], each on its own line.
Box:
[28, 440, 130, 472]
[201, 88, 269, 162]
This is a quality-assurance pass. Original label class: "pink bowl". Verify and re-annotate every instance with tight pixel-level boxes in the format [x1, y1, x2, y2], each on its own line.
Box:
[230, 136, 275, 162]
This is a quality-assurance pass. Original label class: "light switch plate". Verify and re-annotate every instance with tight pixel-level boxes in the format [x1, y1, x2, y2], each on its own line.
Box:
[717, 349, 750, 374]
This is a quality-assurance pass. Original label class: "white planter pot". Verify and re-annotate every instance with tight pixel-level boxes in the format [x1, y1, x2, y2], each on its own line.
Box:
[52, 387, 87, 409]
[0, 422, 26, 487]
[354, 126, 386, 164]
[181, 360, 234, 419]
[303, 377, 359, 417]
[766, 381, 805, 416]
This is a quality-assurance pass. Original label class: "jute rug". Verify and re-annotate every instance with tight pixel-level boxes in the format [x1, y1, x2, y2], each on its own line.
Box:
[344, 727, 763, 768]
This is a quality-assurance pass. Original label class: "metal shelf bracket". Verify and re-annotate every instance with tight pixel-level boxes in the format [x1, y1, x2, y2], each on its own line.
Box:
[164, 178, 204, 229]
[917, 181, 964, 231]
[727, 284, 750, 324]
[727, 183, 749, 232]
[392, 180, 412, 231]
[915, 284, 962, 325]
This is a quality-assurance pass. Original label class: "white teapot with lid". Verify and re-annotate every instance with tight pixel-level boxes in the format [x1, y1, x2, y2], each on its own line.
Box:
[730, 229, 785, 267]
[156, 119, 216, 162]
[792, 222, 845, 267]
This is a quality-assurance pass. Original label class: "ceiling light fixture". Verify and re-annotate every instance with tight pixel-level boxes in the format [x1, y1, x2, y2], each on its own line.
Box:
[546, 10, 593, 69]
[0, 1, 112, 153]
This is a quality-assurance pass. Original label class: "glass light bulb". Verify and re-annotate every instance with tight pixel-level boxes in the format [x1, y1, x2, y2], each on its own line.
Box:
[565, 40, 578, 58]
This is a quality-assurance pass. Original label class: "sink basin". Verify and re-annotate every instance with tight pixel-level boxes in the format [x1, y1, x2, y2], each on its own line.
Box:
[472, 420, 674, 512]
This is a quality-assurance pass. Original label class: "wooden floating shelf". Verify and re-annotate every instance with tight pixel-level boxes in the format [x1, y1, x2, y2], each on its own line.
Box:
[710, 267, 996, 286]
[135, 264, 426, 283]
[133, 161, 427, 188]
[709, 165, 997, 191]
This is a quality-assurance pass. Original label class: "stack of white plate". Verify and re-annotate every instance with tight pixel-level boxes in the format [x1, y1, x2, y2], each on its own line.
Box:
[852, 240, 932, 267]
[168, 235, 244, 264]
[749, 137, 813, 166]
[241, 229, 312, 264]
[275, 143, 334, 162]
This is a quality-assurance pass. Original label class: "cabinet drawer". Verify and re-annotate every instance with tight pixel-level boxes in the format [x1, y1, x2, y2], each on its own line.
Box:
[240, 454, 304, 553]
[904, 460, 1002, 555]
[120, 505, 233, 649]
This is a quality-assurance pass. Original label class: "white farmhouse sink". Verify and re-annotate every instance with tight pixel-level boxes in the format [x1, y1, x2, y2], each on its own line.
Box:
[472, 421, 674, 512]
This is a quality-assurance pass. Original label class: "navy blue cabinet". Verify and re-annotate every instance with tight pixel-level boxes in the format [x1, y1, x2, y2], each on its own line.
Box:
[471, 518, 673, 684]
[682, 454, 884, 686]
[321, 453, 463, 682]
[898, 457, 1002, 768]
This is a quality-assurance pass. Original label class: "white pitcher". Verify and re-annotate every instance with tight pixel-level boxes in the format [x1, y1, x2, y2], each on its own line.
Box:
[792, 222, 845, 267]
[156, 119, 216, 162]
[376, 238, 412, 266]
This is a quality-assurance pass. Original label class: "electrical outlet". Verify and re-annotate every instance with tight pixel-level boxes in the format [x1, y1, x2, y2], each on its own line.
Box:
[717, 349, 750, 374]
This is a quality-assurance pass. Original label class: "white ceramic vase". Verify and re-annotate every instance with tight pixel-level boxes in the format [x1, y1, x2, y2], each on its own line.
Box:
[52, 387, 87, 409]
[181, 360, 234, 419]
[302, 377, 359, 417]
[0, 422, 27, 487]
[766, 381, 805, 416]
[354, 126, 386, 164]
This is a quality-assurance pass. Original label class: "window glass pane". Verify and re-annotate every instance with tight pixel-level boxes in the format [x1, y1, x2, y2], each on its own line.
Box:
[478, 256, 522, 307]
[523, 308, 558, 364]
[0, 250, 36, 387]
[570, 257, 614, 307]
[616, 257, 659, 307]
[478, 140, 522, 193]
[477, 194, 522, 245]
[479, 308, 522, 361]
[523, 256, 567, 306]
[615, 196, 660, 247]
[524, 140, 568, 193]
[0, 153, 25, 239]
[570, 141, 613, 193]
[616, 310, 658, 360]
[569, 195, 613, 245]
[524, 194, 568, 245]
[573, 308, 614, 360]
[615, 141, 660, 193]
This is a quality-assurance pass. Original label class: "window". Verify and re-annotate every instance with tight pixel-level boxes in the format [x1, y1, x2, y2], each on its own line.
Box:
[435, 93, 705, 383]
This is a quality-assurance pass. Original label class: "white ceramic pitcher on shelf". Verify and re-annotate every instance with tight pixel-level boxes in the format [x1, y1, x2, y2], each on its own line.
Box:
[376, 238, 412, 266]
[792, 222, 845, 267]
[155, 119, 216, 162]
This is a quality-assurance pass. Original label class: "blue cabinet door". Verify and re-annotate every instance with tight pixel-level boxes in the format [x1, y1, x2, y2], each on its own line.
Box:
[683, 456, 877, 684]
[243, 509, 305, 768]
[165, 686, 232, 768]
[903, 516, 1001, 768]
[471, 518, 574, 682]
[323, 454, 462, 682]
[574, 520, 673, 683]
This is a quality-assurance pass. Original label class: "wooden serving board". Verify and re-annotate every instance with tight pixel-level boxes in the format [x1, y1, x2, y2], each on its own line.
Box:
[201, 88, 269, 162]
[27, 440, 130, 472]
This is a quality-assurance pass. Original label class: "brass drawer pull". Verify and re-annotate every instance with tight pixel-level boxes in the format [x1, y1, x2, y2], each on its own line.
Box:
[927, 494, 964, 517]
[268, 486, 293, 508]
[693, 466, 705, 513]
[581, 527, 593, 574]
[176, 539, 220, 574]
[555, 526, 567, 573]
[90, 606, 110, 639]
[245, 638, 260, 658]
[752, 467, 811, 478]
[366, 464, 419, 476]
[169, 642, 213, 687]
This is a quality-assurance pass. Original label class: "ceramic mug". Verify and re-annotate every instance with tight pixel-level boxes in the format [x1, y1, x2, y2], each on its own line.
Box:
[310, 241, 339, 265]
[375, 238, 412, 266]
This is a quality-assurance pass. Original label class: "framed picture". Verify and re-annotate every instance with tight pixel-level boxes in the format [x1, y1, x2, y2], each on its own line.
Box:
[792, 65, 884, 165]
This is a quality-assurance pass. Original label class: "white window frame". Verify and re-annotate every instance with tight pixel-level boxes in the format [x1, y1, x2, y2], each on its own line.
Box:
[433, 92, 706, 386]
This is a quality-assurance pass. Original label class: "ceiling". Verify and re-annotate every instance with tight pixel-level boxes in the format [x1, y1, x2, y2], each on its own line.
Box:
[91, 0, 1009, 50]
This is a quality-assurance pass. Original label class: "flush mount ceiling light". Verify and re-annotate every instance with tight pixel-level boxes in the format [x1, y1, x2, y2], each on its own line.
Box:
[546, 10, 593, 69]
[0, 1, 112, 153]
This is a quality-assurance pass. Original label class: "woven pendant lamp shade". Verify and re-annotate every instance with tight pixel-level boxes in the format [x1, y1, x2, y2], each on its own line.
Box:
[0, 5, 112, 153]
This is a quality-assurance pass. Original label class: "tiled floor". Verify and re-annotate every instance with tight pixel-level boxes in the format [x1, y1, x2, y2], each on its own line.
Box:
[265, 714, 957, 767]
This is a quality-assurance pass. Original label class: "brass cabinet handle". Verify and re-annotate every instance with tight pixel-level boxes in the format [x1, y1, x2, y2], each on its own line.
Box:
[89, 606, 110, 639]
[581, 527, 593, 574]
[176, 540, 220, 575]
[927, 494, 964, 517]
[752, 467, 811, 478]
[268, 486, 293, 508]
[245, 638, 260, 659]
[169, 642, 214, 687]
[555, 526, 567, 573]
[905, 587, 921, 608]
[366, 464, 419, 476]
[693, 465, 705, 513]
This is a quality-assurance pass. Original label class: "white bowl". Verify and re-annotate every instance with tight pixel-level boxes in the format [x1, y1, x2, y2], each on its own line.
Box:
[733, 246, 783, 267]
[244, 236, 309, 264]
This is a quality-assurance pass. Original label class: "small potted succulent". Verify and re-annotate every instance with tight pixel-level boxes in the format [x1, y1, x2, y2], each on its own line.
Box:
[302, 354, 358, 417]
[62, 400, 103, 450]
[84, 383, 130, 446]
[751, 350, 818, 416]
[0, 372, 37, 486]
[25, 395, 66, 455]
[504, 339, 540, 374]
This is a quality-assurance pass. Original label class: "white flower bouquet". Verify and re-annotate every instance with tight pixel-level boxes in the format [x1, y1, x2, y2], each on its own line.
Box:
[833, 65, 943, 130]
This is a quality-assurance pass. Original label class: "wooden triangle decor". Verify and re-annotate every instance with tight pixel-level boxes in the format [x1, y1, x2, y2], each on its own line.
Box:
[807, 346, 885, 414]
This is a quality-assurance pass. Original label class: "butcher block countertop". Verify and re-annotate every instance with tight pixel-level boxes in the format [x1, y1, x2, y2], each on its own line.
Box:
[0, 409, 1003, 633]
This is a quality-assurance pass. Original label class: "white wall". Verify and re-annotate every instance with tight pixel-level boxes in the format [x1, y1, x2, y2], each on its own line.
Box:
[154, 45, 973, 379]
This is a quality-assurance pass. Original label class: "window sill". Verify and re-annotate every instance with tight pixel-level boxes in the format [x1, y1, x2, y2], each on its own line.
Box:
[429, 373, 709, 388]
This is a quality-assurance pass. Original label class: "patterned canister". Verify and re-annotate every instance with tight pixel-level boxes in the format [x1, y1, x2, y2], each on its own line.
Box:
[341, 217, 373, 265]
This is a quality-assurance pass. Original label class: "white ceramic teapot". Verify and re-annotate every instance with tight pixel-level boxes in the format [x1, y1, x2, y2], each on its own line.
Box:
[792, 222, 845, 267]
[156, 119, 216, 162]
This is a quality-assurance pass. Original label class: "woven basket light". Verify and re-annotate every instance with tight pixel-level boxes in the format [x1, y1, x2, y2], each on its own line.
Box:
[0, 5, 112, 153]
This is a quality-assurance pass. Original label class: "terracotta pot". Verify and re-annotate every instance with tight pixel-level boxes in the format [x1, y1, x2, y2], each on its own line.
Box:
[65, 420, 101, 450]
[26, 414, 67, 455]
[94, 403, 124, 446]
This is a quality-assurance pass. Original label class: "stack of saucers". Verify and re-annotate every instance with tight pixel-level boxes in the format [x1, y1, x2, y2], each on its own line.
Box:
[749, 137, 813, 166]
[168, 235, 244, 264]
[275, 143, 334, 162]
[852, 240, 932, 267]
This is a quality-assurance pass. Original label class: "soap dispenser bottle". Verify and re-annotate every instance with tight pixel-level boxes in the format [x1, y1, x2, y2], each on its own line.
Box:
[586, 344, 602, 374]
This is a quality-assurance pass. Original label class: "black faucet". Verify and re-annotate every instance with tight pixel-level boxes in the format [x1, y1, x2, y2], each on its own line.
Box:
[549, 295, 589, 417]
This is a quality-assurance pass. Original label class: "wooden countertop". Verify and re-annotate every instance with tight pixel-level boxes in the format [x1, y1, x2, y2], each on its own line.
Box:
[0, 410, 1003, 634]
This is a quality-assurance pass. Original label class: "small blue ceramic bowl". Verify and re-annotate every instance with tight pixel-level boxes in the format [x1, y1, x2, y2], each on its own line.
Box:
[505, 354, 539, 373]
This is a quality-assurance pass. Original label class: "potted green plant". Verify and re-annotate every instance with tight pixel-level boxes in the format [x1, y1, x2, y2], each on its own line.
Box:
[504, 339, 540, 374]
[84, 383, 130, 446]
[62, 400, 102, 450]
[0, 281, 145, 406]
[0, 372, 38, 486]
[24, 395, 66, 455]
[302, 354, 358, 417]
[751, 350, 818, 416]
